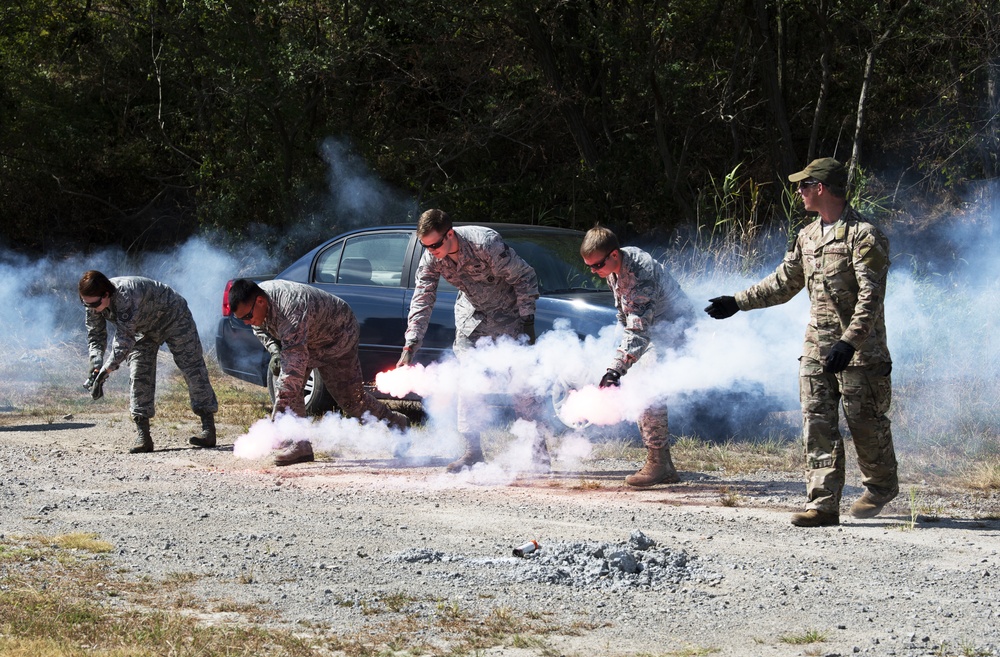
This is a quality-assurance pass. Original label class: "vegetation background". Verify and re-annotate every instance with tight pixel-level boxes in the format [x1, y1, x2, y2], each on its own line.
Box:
[2, 0, 997, 259]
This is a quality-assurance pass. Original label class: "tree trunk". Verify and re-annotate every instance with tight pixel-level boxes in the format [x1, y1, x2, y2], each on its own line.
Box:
[749, 0, 798, 176]
[848, 0, 913, 187]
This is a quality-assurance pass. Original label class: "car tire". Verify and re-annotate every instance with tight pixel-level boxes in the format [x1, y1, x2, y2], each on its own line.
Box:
[266, 367, 337, 416]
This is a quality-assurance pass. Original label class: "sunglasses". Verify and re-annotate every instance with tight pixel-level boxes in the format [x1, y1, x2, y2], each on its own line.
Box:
[235, 297, 258, 321]
[420, 233, 448, 250]
[797, 180, 822, 190]
[81, 296, 104, 308]
[587, 251, 615, 271]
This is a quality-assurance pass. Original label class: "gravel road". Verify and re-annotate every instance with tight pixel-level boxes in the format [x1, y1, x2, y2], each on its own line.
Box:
[2, 411, 999, 657]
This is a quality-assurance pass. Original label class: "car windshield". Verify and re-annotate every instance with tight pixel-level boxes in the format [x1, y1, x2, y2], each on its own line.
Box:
[504, 232, 606, 294]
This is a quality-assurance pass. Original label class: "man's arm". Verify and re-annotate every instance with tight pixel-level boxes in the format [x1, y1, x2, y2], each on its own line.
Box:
[842, 224, 890, 350]
[402, 254, 441, 353]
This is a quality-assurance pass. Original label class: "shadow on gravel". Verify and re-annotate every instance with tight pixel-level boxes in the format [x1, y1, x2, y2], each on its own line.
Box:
[859, 517, 1000, 532]
[0, 421, 95, 431]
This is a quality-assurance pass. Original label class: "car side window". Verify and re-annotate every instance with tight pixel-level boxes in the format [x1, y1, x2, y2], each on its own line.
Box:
[314, 242, 344, 283]
[339, 233, 409, 287]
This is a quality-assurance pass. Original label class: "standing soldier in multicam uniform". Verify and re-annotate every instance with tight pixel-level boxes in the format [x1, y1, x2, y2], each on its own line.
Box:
[705, 157, 898, 527]
[395, 209, 543, 472]
[228, 278, 409, 466]
[580, 226, 695, 487]
[79, 271, 218, 453]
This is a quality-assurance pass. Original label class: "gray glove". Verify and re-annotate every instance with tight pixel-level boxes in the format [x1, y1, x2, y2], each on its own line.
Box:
[396, 347, 414, 368]
[268, 351, 281, 378]
[84, 366, 100, 391]
[91, 370, 109, 400]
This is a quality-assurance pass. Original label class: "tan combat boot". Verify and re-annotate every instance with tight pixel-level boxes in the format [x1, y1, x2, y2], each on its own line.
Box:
[446, 433, 484, 472]
[624, 445, 679, 487]
[790, 509, 840, 527]
[849, 486, 898, 519]
[129, 416, 154, 454]
[189, 412, 217, 448]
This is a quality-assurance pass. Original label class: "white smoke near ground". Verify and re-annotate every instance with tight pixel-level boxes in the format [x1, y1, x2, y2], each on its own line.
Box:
[0, 236, 275, 407]
[4, 138, 999, 477]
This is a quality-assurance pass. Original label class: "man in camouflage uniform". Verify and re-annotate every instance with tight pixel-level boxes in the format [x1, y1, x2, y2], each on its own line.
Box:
[229, 278, 408, 466]
[580, 226, 695, 487]
[705, 158, 898, 527]
[395, 209, 542, 472]
[79, 270, 218, 453]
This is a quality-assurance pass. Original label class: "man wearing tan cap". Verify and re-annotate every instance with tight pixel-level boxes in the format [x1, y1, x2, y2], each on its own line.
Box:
[704, 157, 898, 527]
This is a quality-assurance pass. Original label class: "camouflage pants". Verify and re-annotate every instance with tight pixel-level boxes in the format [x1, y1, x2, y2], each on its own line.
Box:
[799, 357, 898, 513]
[312, 350, 408, 430]
[454, 314, 542, 434]
[127, 309, 218, 419]
[633, 343, 669, 449]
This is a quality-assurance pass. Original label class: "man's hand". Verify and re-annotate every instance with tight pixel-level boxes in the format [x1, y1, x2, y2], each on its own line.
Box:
[704, 296, 740, 319]
[824, 340, 856, 374]
[268, 351, 282, 378]
[521, 315, 536, 345]
[599, 369, 621, 388]
[84, 367, 100, 391]
[91, 370, 109, 400]
[396, 347, 414, 369]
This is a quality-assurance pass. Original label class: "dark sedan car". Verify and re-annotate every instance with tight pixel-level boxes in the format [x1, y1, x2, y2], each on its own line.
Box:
[215, 223, 618, 415]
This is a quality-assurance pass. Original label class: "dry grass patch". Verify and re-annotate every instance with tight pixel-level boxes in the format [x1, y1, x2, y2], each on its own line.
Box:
[671, 435, 799, 475]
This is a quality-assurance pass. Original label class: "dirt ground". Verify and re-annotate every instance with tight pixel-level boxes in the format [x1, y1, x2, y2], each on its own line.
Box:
[2, 409, 1000, 657]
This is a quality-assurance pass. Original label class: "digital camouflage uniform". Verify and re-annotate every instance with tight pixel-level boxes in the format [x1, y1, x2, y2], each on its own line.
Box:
[735, 206, 898, 513]
[606, 247, 695, 448]
[253, 280, 407, 429]
[85, 276, 217, 419]
[404, 226, 540, 433]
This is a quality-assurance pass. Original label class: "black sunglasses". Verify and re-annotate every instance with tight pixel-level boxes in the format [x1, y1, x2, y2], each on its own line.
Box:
[420, 233, 448, 250]
[81, 296, 104, 308]
[587, 250, 615, 271]
[235, 297, 258, 321]
[797, 180, 822, 190]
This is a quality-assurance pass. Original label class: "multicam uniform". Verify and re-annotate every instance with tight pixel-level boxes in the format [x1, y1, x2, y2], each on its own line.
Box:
[85, 276, 217, 419]
[735, 206, 897, 513]
[606, 247, 695, 448]
[253, 280, 406, 428]
[404, 226, 539, 432]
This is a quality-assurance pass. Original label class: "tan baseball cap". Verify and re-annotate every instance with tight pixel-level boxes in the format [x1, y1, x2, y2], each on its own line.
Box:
[788, 157, 847, 187]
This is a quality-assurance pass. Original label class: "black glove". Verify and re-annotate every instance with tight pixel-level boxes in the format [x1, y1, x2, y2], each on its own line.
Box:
[91, 370, 109, 400]
[824, 340, 856, 374]
[521, 315, 536, 345]
[84, 367, 100, 391]
[704, 296, 740, 319]
[599, 369, 621, 388]
[396, 347, 414, 368]
[268, 351, 281, 378]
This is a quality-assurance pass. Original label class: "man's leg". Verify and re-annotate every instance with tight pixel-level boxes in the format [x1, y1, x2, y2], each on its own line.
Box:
[793, 358, 845, 526]
[842, 361, 898, 518]
[625, 404, 680, 487]
[126, 339, 159, 453]
[163, 314, 219, 447]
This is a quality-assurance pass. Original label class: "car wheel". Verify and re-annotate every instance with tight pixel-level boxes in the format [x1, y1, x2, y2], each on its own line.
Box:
[266, 368, 337, 416]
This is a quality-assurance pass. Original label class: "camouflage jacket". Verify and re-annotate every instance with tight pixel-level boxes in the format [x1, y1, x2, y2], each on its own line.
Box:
[85, 276, 192, 372]
[735, 205, 892, 365]
[607, 247, 695, 374]
[404, 225, 539, 350]
[252, 280, 359, 413]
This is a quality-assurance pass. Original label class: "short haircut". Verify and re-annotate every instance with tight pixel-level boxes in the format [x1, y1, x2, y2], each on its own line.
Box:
[228, 278, 264, 315]
[823, 183, 847, 199]
[79, 270, 116, 298]
[580, 225, 620, 258]
[417, 209, 452, 238]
